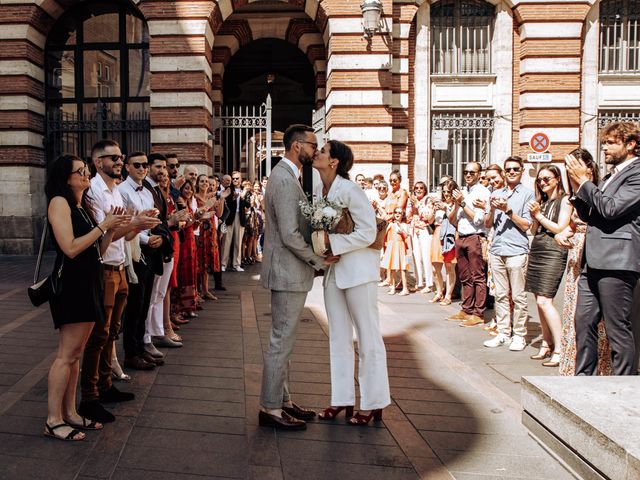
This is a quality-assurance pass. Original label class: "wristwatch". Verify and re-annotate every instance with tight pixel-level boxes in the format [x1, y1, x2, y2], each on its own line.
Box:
[460, 201, 466, 208]
[506, 208, 513, 216]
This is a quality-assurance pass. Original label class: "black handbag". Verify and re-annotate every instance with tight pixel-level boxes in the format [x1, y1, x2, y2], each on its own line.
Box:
[27, 220, 64, 307]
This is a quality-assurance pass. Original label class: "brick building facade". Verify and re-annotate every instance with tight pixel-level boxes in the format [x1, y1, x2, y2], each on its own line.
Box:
[0, 0, 637, 253]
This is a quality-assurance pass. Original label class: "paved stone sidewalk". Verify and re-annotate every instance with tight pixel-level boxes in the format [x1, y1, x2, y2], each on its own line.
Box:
[0, 256, 574, 479]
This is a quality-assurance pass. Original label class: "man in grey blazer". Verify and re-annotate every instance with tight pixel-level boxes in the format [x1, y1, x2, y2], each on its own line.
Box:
[259, 124, 338, 429]
[566, 121, 640, 375]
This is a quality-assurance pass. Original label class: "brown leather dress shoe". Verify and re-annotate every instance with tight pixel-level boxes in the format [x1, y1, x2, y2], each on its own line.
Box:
[123, 356, 155, 370]
[142, 352, 165, 366]
[447, 310, 469, 321]
[282, 402, 316, 420]
[459, 314, 484, 327]
[258, 410, 306, 430]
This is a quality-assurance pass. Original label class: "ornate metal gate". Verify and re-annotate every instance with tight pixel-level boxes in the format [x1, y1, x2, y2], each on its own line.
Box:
[213, 95, 272, 179]
[45, 100, 150, 165]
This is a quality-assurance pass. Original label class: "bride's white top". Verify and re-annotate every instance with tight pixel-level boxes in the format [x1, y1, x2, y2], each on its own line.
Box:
[315, 174, 379, 289]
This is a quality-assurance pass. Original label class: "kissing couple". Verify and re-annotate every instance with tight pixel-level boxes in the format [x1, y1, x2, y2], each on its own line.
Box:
[258, 124, 390, 430]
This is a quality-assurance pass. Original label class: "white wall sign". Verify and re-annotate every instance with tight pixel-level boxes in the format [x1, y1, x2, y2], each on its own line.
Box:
[431, 130, 449, 150]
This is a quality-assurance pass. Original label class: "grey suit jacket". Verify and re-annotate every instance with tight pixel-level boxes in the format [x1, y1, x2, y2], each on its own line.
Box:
[573, 158, 640, 273]
[261, 161, 325, 292]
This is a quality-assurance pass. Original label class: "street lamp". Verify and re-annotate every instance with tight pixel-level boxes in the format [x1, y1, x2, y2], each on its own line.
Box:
[361, 0, 383, 38]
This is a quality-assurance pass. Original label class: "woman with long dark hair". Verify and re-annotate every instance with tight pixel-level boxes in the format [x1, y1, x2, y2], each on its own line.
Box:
[525, 165, 573, 366]
[45, 154, 129, 441]
[555, 149, 612, 375]
[175, 180, 199, 318]
[312, 140, 390, 426]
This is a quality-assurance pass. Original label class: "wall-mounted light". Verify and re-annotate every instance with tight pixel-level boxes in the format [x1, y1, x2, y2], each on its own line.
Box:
[361, 0, 383, 38]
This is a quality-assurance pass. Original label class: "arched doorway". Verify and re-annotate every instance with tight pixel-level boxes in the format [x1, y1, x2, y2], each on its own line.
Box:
[219, 38, 317, 177]
[45, 0, 150, 165]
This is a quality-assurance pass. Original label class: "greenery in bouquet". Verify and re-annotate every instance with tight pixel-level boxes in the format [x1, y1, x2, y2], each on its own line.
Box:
[299, 198, 345, 231]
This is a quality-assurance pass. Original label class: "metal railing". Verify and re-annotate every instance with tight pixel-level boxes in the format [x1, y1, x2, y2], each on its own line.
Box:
[431, 0, 494, 75]
[45, 100, 150, 164]
[431, 112, 494, 188]
[599, 0, 640, 73]
[213, 95, 272, 178]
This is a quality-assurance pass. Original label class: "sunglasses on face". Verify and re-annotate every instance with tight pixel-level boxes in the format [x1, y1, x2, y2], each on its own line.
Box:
[232, 177, 241, 181]
[505, 167, 522, 173]
[168, 163, 180, 169]
[389, 179, 399, 183]
[71, 167, 89, 177]
[463, 170, 479, 175]
[131, 162, 148, 170]
[99, 154, 124, 162]
[537, 176, 555, 184]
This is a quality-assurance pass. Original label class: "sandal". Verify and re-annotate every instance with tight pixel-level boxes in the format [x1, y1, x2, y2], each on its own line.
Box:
[348, 409, 383, 426]
[378, 281, 390, 287]
[169, 333, 183, 342]
[318, 405, 354, 420]
[204, 291, 218, 301]
[542, 352, 561, 367]
[398, 290, 410, 296]
[531, 344, 553, 360]
[64, 416, 104, 431]
[387, 287, 396, 295]
[439, 298, 452, 306]
[44, 422, 85, 441]
[429, 294, 443, 303]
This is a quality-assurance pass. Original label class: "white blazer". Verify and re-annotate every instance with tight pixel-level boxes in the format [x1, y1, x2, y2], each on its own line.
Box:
[316, 175, 379, 289]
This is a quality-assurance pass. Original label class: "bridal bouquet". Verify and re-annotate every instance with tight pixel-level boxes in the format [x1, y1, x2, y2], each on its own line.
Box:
[299, 198, 351, 255]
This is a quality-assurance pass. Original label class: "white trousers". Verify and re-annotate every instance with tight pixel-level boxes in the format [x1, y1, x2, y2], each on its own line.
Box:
[324, 269, 391, 410]
[144, 258, 174, 343]
[222, 214, 245, 269]
[412, 229, 433, 288]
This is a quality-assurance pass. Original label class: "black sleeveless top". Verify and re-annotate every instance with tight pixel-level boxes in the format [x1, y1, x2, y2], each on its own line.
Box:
[49, 204, 105, 329]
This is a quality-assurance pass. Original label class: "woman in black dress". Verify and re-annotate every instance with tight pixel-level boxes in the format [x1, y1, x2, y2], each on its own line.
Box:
[525, 165, 573, 367]
[45, 155, 129, 441]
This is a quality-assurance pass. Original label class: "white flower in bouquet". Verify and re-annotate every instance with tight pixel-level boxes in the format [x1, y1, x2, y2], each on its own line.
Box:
[299, 198, 345, 231]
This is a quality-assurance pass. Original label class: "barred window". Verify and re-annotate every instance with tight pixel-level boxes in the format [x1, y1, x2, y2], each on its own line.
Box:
[431, 0, 495, 75]
[600, 0, 640, 73]
[431, 112, 494, 188]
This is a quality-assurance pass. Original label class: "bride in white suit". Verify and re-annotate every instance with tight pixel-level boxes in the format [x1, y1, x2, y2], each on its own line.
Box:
[313, 140, 391, 425]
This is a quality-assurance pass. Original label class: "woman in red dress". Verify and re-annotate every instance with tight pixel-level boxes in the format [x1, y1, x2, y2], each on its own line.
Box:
[194, 174, 224, 300]
[175, 180, 198, 318]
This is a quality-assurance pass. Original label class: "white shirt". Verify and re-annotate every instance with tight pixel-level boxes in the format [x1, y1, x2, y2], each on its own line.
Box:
[602, 157, 638, 191]
[456, 183, 491, 236]
[88, 173, 125, 265]
[119, 176, 154, 245]
[365, 188, 379, 203]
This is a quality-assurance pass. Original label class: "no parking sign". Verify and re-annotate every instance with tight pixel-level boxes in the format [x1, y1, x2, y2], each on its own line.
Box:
[528, 132, 552, 163]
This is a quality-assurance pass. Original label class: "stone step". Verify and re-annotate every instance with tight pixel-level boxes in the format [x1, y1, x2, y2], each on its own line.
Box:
[522, 376, 640, 480]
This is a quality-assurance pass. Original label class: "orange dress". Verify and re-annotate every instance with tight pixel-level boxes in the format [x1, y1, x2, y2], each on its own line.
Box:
[381, 222, 410, 271]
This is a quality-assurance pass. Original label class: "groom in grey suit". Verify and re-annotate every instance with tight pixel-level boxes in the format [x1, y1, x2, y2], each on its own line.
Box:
[259, 124, 338, 430]
[566, 121, 640, 375]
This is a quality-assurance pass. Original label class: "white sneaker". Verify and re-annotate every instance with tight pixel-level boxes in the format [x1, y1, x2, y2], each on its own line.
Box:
[234, 266, 245, 272]
[484, 333, 510, 348]
[509, 335, 526, 351]
[221, 266, 226, 272]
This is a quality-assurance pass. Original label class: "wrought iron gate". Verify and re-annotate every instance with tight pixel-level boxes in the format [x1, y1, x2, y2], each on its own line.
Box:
[45, 100, 150, 165]
[213, 95, 272, 178]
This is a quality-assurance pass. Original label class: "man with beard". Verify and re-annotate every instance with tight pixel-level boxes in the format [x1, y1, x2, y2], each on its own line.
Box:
[566, 121, 640, 375]
[166, 153, 181, 200]
[80, 140, 144, 423]
[258, 124, 338, 430]
[221, 171, 250, 272]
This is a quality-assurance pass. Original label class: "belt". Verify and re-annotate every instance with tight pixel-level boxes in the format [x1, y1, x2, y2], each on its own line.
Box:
[458, 232, 485, 238]
[103, 263, 125, 271]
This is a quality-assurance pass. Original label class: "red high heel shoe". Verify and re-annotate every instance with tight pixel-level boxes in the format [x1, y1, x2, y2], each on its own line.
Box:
[348, 409, 383, 425]
[318, 406, 354, 420]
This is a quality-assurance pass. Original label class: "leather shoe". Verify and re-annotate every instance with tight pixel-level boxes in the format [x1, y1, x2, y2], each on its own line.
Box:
[214, 285, 227, 291]
[152, 335, 183, 348]
[142, 352, 165, 366]
[447, 310, 470, 321]
[123, 356, 155, 370]
[459, 315, 484, 327]
[282, 402, 316, 420]
[78, 400, 115, 423]
[258, 410, 306, 430]
[144, 342, 164, 358]
[99, 385, 135, 403]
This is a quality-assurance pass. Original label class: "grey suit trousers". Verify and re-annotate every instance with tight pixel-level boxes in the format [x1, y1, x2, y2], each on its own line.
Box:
[260, 290, 308, 408]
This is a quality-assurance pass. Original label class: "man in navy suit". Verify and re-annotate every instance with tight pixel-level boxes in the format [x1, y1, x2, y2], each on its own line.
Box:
[566, 121, 640, 375]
